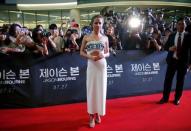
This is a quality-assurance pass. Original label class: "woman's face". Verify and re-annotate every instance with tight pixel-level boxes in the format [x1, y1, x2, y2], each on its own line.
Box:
[15, 26, 21, 36]
[50, 29, 59, 37]
[93, 17, 103, 32]
[107, 27, 114, 35]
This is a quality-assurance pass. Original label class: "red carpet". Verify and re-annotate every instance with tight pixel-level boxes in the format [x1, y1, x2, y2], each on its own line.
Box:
[0, 90, 191, 131]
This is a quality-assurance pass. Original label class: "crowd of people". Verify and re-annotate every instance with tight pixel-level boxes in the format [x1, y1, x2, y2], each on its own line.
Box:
[102, 8, 191, 52]
[0, 22, 80, 57]
[0, 8, 191, 58]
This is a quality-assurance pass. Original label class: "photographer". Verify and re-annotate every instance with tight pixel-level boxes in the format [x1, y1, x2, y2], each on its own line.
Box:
[32, 28, 49, 56]
[155, 11, 166, 33]
[64, 29, 80, 53]
[106, 26, 122, 55]
[2, 23, 27, 55]
[48, 24, 65, 53]
[143, 8, 156, 31]
[146, 28, 162, 51]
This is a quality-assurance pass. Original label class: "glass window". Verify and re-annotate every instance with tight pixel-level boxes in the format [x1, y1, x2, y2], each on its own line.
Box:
[23, 11, 36, 29]
[80, 8, 100, 27]
[0, 10, 9, 26]
[49, 10, 61, 27]
[80, 10, 91, 27]
[9, 10, 23, 25]
[61, 10, 70, 29]
[36, 11, 49, 30]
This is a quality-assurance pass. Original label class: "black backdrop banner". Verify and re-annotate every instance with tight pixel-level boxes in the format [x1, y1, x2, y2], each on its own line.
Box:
[0, 51, 191, 108]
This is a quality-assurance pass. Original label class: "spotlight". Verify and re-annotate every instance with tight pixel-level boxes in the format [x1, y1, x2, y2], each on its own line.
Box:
[128, 17, 141, 28]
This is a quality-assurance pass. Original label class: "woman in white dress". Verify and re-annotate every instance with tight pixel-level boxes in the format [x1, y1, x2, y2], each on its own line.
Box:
[80, 15, 109, 128]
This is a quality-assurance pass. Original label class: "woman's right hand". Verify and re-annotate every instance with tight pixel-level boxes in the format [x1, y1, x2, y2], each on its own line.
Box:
[90, 51, 101, 61]
[90, 54, 104, 61]
[90, 55, 98, 61]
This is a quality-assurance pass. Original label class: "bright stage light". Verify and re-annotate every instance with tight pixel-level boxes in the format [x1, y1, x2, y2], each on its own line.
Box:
[128, 17, 141, 28]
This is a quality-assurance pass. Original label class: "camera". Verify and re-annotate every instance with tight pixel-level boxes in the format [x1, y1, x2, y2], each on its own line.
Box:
[147, 33, 154, 40]
[20, 28, 27, 35]
[41, 31, 51, 37]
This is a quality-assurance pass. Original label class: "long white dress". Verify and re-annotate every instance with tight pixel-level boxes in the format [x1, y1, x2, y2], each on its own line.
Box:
[86, 40, 107, 116]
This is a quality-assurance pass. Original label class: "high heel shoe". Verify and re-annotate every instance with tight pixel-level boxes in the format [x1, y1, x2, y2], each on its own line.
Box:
[89, 114, 95, 128]
[95, 113, 101, 124]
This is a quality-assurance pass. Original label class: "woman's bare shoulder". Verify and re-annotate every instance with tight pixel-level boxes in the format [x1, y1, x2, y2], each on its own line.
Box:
[84, 34, 94, 42]
[83, 34, 91, 39]
[102, 34, 108, 41]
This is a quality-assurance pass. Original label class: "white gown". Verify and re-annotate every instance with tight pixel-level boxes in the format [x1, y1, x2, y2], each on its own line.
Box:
[86, 40, 107, 116]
